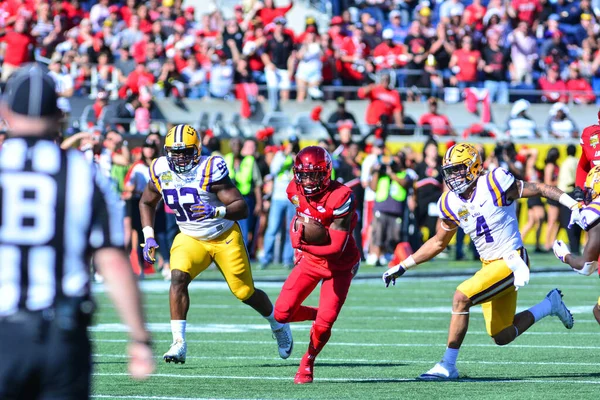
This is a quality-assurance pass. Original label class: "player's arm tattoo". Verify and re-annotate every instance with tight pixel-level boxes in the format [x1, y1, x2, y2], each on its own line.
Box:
[140, 180, 162, 228]
[212, 176, 249, 221]
[507, 180, 563, 201]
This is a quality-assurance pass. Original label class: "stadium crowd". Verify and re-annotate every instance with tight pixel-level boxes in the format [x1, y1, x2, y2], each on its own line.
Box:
[2, 0, 600, 117]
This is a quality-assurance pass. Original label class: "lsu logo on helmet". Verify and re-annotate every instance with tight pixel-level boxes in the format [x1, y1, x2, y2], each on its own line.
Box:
[442, 143, 483, 194]
[165, 124, 201, 173]
[583, 165, 600, 205]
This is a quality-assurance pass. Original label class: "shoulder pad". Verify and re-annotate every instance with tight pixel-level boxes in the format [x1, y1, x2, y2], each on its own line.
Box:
[485, 168, 515, 207]
[437, 191, 459, 223]
[197, 156, 229, 192]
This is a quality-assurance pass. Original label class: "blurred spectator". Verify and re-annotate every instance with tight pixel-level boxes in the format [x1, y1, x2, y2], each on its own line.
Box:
[361, 138, 385, 263]
[566, 62, 596, 104]
[119, 62, 155, 98]
[223, 19, 244, 60]
[181, 58, 207, 98]
[418, 97, 455, 136]
[260, 136, 299, 269]
[539, 64, 568, 103]
[357, 73, 403, 127]
[508, 0, 542, 26]
[557, 144, 582, 255]
[327, 97, 357, 124]
[116, 47, 136, 81]
[90, 0, 110, 32]
[295, 26, 323, 102]
[384, 10, 406, 44]
[369, 152, 412, 266]
[481, 32, 510, 104]
[209, 50, 234, 99]
[546, 103, 579, 139]
[255, 0, 294, 26]
[404, 20, 431, 97]
[440, 0, 465, 22]
[544, 148, 561, 251]
[414, 139, 443, 242]
[340, 23, 370, 85]
[449, 36, 481, 88]
[541, 30, 569, 65]
[0, 18, 34, 82]
[507, 99, 539, 138]
[48, 60, 74, 131]
[362, 18, 382, 50]
[373, 29, 408, 74]
[520, 148, 545, 253]
[262, 17, 295, 110]
[225, 138, 263, 246]
[508, 22, 538, 84]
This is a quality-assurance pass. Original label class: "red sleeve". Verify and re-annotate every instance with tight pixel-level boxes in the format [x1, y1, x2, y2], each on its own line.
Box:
[576, 147, 590, 188]
[357, 87, 371, 99]
[299, 228, 351, 258]
[419, 114, 429, 125]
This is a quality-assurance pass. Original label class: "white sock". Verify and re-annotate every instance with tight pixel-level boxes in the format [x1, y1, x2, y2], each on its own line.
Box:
[442, 347, 460, 366]
[528, 297, 552, 322]
[265, 309, 283, 330]
[171, 320, 186, 342]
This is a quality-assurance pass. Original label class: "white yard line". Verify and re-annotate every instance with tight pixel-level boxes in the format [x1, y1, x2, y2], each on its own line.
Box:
[91, 353, 600, 367]
[90, 338, 600, 349]
[91, 373, 600, 385]
[90, 323, 600, 336]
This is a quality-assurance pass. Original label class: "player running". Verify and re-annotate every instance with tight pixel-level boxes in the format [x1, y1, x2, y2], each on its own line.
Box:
[553, 166, 600, 326]
[139, 124, 292, 364]
[383, 143, 579, 380]
[274, 146, 361, 384]
[576, 112, 600, 188]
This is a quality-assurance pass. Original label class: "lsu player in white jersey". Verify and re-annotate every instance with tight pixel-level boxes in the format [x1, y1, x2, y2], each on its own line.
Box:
[139, 124, 293, 364]
[383, 143, 580, 380]
[553, 165, 600, 326]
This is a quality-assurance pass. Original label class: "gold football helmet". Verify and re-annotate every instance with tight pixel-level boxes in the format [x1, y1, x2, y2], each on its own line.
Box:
[165, 124, 201, 173]
[583, 165, 600, 205]
[442, 143, 483, 194]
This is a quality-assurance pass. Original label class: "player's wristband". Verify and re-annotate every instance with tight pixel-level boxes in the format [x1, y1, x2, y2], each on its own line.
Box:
[401, 255, 417, 270]
[559, 193, 579, 210]
[142, 226, 155, 241]
[215, 206, 227, 219]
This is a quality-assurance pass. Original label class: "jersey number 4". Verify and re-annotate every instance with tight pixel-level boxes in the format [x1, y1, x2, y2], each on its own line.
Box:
[163, 188, 200, 222]
[476, 215, 494, 243]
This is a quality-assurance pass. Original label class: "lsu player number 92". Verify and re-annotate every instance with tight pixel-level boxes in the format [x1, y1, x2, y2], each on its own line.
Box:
[382, 143, 580, 381]
[139, 124, 293, 365]
[553, 165, 600, 326]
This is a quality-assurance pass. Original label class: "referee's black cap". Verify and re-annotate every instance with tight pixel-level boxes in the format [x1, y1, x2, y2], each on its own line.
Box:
[2, 63, 60, 118]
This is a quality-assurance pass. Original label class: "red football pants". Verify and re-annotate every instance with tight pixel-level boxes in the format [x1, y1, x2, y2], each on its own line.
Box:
[274, 260, 354, 330]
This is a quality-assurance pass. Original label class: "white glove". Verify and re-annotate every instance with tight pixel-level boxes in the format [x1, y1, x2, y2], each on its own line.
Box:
[577, 261, 598, 276]
[568, 206, 584, 230]
[382, 264, 406, 287]
[504, 250, 529, 290]
[552, 240, 570, 264]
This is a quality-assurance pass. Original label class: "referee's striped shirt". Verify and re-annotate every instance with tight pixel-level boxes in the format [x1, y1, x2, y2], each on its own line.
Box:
[0, 137, 124, 317]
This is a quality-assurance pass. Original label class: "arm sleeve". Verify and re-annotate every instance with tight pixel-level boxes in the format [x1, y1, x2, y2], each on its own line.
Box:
[486, 167, 515, 207]
[89, 169, 125, 250]
[299, 228, 351, 258]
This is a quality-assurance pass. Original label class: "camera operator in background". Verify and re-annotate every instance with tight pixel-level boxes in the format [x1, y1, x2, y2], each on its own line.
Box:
[369, 151, 413, 266]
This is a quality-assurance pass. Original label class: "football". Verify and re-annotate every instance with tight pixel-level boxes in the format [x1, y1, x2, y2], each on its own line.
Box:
[294, 216, 329, 245]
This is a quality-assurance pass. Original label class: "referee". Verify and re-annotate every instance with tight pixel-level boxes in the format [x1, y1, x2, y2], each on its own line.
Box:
[0, 65, 154, 399]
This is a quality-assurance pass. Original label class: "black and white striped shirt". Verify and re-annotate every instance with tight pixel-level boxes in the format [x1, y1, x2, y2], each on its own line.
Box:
[0, 137, 124, 317]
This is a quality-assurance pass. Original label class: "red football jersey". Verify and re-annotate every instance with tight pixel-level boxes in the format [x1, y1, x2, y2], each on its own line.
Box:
[576, 125, 600, 187]
[287, 180, 360, 271]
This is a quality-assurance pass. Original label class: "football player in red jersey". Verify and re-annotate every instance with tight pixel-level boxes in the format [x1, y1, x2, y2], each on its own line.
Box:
[575, 111, 600, 188]
[274, 146, 361, 384]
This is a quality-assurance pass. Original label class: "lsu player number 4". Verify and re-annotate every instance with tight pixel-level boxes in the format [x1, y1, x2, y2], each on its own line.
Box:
[553, 166, 600, 326]
[139, 124, 292, 364]
[382, 143, 579, 380]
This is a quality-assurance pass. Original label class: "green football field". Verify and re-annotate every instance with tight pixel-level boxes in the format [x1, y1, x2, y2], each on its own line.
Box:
[90, 252, 600, 400]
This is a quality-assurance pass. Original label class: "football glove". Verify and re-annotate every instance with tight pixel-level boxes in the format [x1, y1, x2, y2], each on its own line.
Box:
[382, 264, 406, 287]
[141, 238, 159, 264]
[552, 240, 570, 264]
[190, 201, 217, 221]
[290, 220, 304, 249]
[568, 205, 584, 230]
[573, 186, 585, 202]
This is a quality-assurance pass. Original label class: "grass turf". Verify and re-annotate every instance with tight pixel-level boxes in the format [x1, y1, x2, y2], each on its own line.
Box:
[90, 252, 600, 400]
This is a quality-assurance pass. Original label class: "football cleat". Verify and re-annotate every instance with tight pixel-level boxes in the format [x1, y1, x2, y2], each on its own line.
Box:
[547, 288, 574, 329]
[163, 338, 187, 364]
[294, 355, 314, 384]
[419, 361, 459, 380]
[272, 323, 293, 359]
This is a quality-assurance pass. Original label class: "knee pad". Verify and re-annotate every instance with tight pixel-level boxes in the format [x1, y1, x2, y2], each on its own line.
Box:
[234, 285, 254, 302]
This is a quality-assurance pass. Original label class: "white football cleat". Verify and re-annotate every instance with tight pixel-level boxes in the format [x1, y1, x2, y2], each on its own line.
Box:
[546, 288, 574, 329]
[163, 338, 187, 364]
[419, 361, 459, 380]
[272, 323, 293, 359]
